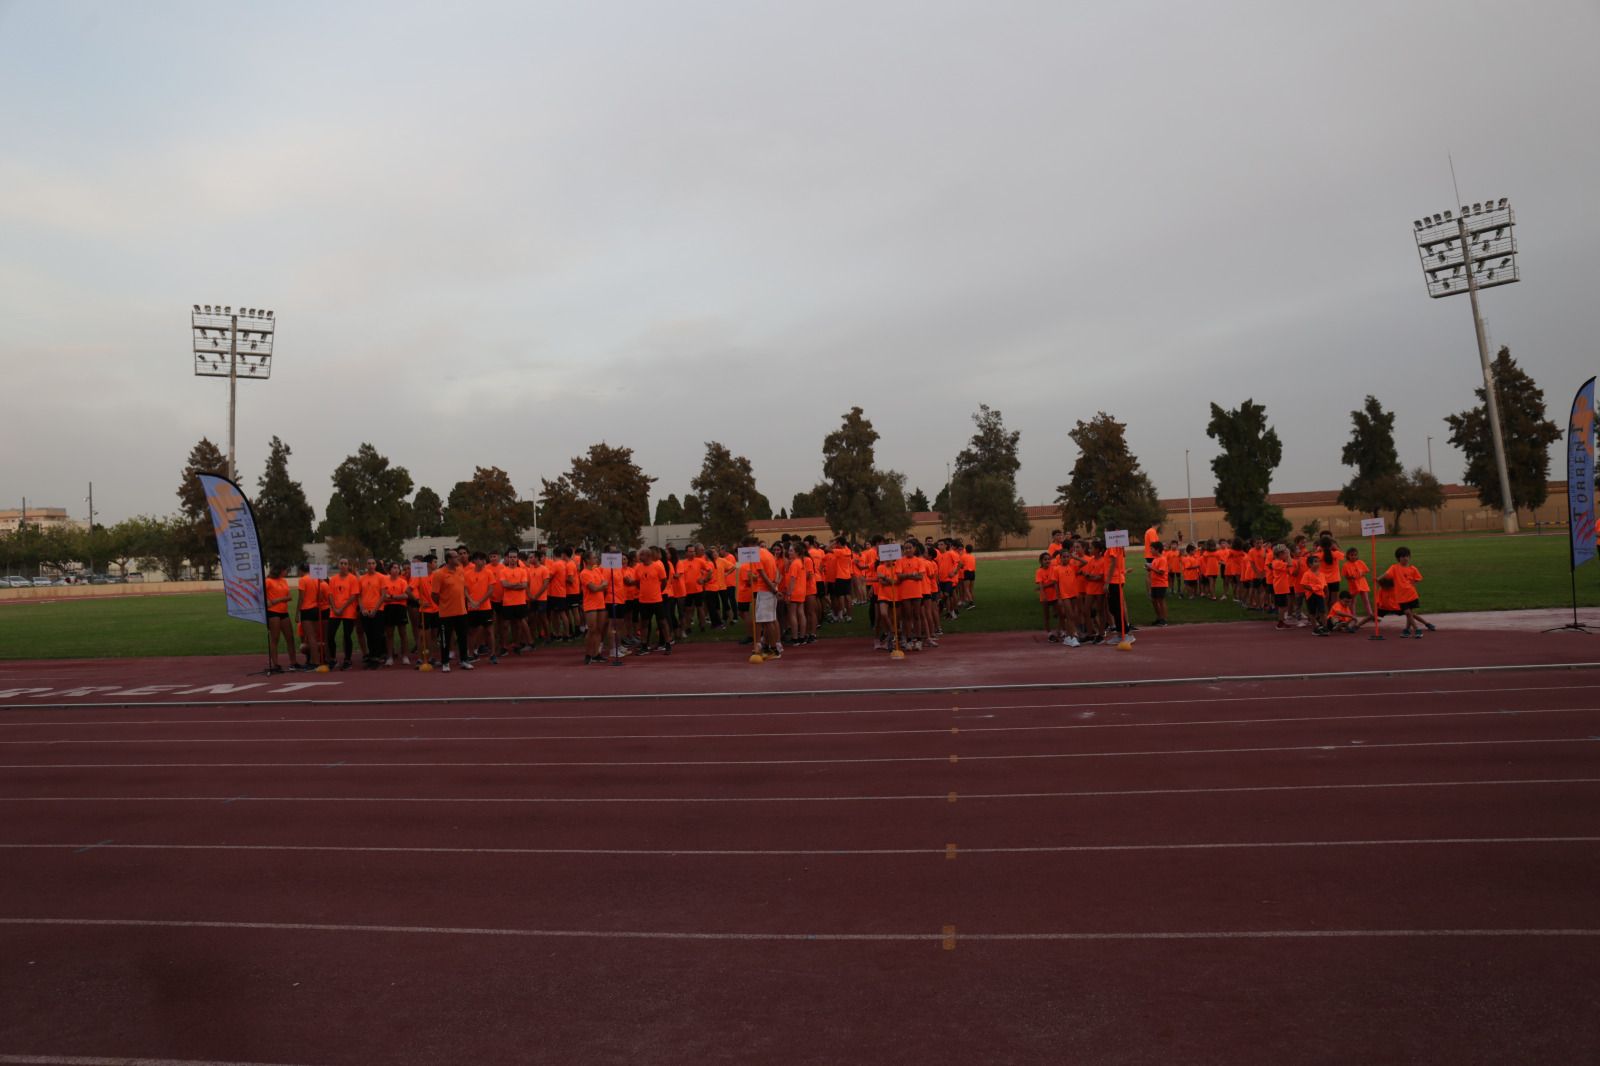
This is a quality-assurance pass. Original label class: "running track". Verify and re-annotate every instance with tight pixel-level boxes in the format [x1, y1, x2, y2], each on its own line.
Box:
[1, 621, 1598, 1064]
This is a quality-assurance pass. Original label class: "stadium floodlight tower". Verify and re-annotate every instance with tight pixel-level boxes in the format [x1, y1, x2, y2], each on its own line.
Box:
[191, 304, 277, 483]
[1412, 197, 1520, 533]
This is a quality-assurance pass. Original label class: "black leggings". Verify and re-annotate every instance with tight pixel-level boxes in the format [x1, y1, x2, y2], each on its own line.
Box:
[328, 618, 357, 661]
[363, 614, 387, 661]
[442, 615, 470, 663]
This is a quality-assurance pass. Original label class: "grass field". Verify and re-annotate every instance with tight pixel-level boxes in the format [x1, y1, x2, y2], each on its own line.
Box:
[1, 534, 1595, 660]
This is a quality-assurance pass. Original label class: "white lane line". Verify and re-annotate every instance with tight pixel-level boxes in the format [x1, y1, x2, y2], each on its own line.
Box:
[4, 836, 1597, 858]
[0, 735, 1592, 767]
[7, 660, 1599, 711]
[3, 704, 1597, 743]
[2, 776, 1598, 805]
[0, 1056, 319, 1066]
[2, 916, 1596, 944]
[6, 681, 1599, 729]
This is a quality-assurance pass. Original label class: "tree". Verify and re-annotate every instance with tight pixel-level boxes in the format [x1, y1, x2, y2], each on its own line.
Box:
[1392, 466, 1446, 534]
[1207, 399, 1290, 541]
[104, 516, 165, 578]
[411, 487, 446, 536]
[791, 484, 829, 518]
[907, 487, 930, 512]
[539, 442, 655, 548]
[690, 441, 763, 547]
[176, 437, 227, 579]
[682, 493, 703, 524]
[1445, 346, 1562, 513]
[142, 516, 194, 581]
[329, 443, 415, 560]
[777, 508, 789, 520]
[313, 494, 348, 542]
[1338, 396, 1405, 517]
[749, 492, 773, 521]
[254, 436, 314, 569]
[1055, 412, 1166, 536]
[949, 404, 1030, 550]
[653, 494, 684, 525]
[446, 466, 532, 550]
[932, 484, 950, 513]
[820, 407, 912, 538]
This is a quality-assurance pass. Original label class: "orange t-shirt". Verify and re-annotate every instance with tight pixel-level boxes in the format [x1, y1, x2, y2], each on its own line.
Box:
[874, 561, 899, 603]
[1299, 568, 1327, 596]
[1055, 558, 1081, 599]
[265, 576, 290, 612]
[936, 551, 962, 584]
[296, 573, 321, 612]
[327, 573, 360, 619]
[463, 566, 493, 611]
[751, 549, 780, 595]
[1035, 566, 1059, 602]
[1148, 556, 1170, 589]
[636, 560, 666, 604]
[1375, 584, 1401, 613]
[499, 562, 528, 606]
[1315, 550, 1345, 583]
[1384, 563, 1422, 602]
[962, 551, 976, 574]
[432, 567, 467, 617]
[546, 560, 568, 598]
[1181, 554, 1202, 580]
[579, 566, 608, 613]
[1201, 551, 1221, 578]
[384, 575, 409, 607]
[487, 563, 505, 605]
[525, 562, 550, 602]
[712, 556, 734, 593]
[1328, 601, 1356, 623]
[357, 572, 385, 613]
[1342, 559, 1370, 593]
[414, 573, 437, 614]
[667, 561, 686, 599]
[1270, 560, 1294, 595]
[1143, 527, 1162, 559]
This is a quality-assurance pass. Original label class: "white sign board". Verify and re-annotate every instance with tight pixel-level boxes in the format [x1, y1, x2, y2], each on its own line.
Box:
[600, 552, 625, 571]
[1103, 529, 1130, 549]
[308, 564, 329, 580]
[876, 543, 903, 561]
[736, 546, 762, 565]
[409, 561, 429, 579]
[1361, 517, 1387, 537]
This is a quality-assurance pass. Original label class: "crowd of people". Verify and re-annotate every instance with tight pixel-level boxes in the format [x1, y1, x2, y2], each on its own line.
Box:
[1033, 525, 1432, 643]
[257, 524, 1437, 673]
[260, 535, 981, 673]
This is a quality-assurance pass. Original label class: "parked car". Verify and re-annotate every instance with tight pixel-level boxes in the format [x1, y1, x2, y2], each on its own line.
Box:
[2, 576, 30, 589]
[31, 576, 54, 587]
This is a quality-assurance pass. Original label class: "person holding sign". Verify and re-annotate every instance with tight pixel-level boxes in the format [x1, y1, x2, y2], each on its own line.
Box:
[412, 557, 438, 667]
[742, 536, 782, 658]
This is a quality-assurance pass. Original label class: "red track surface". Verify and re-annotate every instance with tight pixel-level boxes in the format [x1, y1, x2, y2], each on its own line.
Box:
[2, 625, 1599, 1064]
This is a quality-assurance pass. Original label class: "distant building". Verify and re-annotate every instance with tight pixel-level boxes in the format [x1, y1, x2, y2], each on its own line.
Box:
[0, 507, 87, 534]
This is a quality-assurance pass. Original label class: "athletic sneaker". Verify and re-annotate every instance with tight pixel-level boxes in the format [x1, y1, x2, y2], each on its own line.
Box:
[1065, 636, 1079, 648]
[461, 660, 474, 670]
[441, 663, 451, 673]
[401, 655, 411, 665]
[1424, 622, 1437, 632]
[1047, 633, 1059, 643]
[384, 656, 393, 666]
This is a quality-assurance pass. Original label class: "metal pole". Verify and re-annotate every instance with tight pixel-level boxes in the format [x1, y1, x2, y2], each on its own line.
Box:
[1460, 217, 1518, 534]
[1184, 449, 1195, 542]
[87, 482, 95, 575]
[227, 312, 238, 480]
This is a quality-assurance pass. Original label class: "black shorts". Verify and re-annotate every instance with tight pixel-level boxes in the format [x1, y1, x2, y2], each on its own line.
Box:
[1379, 607, 1406, 617]
[686, 592, 704, 607]
[501, 603, 529, 621]
[637, 601, 663, 622]
[267, 609, 288, 619]
[965, 570, 976, 582]
[1324, 582, 1340, 598]
[938, 582, 954, 595]
[531, 600, 548, 613]
[607, 603, 627, 620]
[1400, 598, 1420, 610]
[831, 579, 850, 597]
[1306, 593, 1326, 616]
[299, 608, 324, 622]
[468, 610, 493, 628]
[1273, 592, 1290, 608]
[423, 613, 441, 630]
[566, 594, 580, 611]
[383, 605, 407, 625]
[1150, 587, 1167, 600]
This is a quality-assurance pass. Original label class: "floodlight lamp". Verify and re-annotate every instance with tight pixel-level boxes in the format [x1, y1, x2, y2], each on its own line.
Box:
[1433, 213, 1443, 224]
[1444, 210, 1454, 220]
[1498, 197, 1508, 208]
[266, 310, 274, 319]
[1414, 220, 1423, 229]
[192, 304, 200, 313]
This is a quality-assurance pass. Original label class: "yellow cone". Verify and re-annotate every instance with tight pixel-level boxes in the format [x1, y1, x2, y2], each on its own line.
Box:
[748, 652, 765, 664]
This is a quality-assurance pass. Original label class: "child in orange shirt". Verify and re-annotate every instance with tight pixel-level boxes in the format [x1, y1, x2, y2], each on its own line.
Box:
[1341, 546, 1372, 620]
[1382, 546, 1434, 637]
[1298, 562, 1329, 635]
[1147, 545, 1170, 626]
[1326, 590, 1359, 633]
[1036, 553, 1061, 641]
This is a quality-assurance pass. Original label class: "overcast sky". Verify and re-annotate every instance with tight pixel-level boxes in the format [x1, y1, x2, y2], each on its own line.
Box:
[3, 0, 1597, 526]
